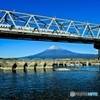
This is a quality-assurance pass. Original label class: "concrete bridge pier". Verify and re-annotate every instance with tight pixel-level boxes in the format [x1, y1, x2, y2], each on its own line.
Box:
[34, 63, 37, 72]
[94, 43, 100, 60]
[86, 61, 89, 66]
[98, 49, 100, 60]
[12, 63, 17, 72]
[23, 63, 28, 72]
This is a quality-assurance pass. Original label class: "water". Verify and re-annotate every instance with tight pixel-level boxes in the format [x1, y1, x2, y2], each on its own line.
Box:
[0, 66, 100, 100]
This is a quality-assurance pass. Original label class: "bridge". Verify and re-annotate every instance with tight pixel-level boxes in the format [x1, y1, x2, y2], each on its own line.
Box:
[0, 9, 100, 58]
[0, 58, 100, 71]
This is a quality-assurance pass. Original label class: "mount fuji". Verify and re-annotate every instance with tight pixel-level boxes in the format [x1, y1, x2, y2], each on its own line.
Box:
[21, 45, 97, 59]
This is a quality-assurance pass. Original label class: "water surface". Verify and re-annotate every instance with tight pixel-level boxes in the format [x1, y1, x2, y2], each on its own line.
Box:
[0, 66, 100, 100]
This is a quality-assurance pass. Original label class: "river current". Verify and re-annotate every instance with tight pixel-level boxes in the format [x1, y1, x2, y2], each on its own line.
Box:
[0, 66, 100, 100]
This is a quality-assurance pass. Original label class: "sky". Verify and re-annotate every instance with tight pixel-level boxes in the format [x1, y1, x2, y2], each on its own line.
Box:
[0, 0, 100, 58]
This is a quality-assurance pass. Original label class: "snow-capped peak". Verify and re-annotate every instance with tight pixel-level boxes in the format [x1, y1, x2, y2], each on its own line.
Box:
[48, 45, 61, 50]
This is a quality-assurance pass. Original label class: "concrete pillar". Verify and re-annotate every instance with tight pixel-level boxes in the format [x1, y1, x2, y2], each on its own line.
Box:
[86, 61, 89, 66]
[94, 43, 100, 60]
[98, 49, 100, 60]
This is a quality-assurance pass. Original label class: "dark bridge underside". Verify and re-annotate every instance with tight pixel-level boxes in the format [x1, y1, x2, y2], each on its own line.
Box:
[0, 31, 100, 44]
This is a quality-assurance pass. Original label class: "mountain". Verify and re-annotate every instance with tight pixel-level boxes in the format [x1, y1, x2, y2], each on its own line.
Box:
[20, 45, 98, 59]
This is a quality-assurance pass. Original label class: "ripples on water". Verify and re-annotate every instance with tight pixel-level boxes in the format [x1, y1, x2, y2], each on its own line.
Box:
[0, 66, 100, 100]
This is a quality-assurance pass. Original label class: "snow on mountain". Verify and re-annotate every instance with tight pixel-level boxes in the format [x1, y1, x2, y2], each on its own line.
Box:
[48, 45, 61, 50]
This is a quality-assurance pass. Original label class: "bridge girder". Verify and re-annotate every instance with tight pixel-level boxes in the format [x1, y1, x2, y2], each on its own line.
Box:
[0, 9, 100, 43]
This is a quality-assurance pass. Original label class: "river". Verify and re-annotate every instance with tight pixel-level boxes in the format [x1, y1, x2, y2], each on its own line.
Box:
[0, 66, 100, 100]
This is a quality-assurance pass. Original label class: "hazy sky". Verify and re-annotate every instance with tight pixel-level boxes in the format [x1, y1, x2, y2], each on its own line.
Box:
[0, 0, 99, 58]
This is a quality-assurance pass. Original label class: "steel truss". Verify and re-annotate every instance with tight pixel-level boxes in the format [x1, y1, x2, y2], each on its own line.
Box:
[0, 9, 100, 40]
